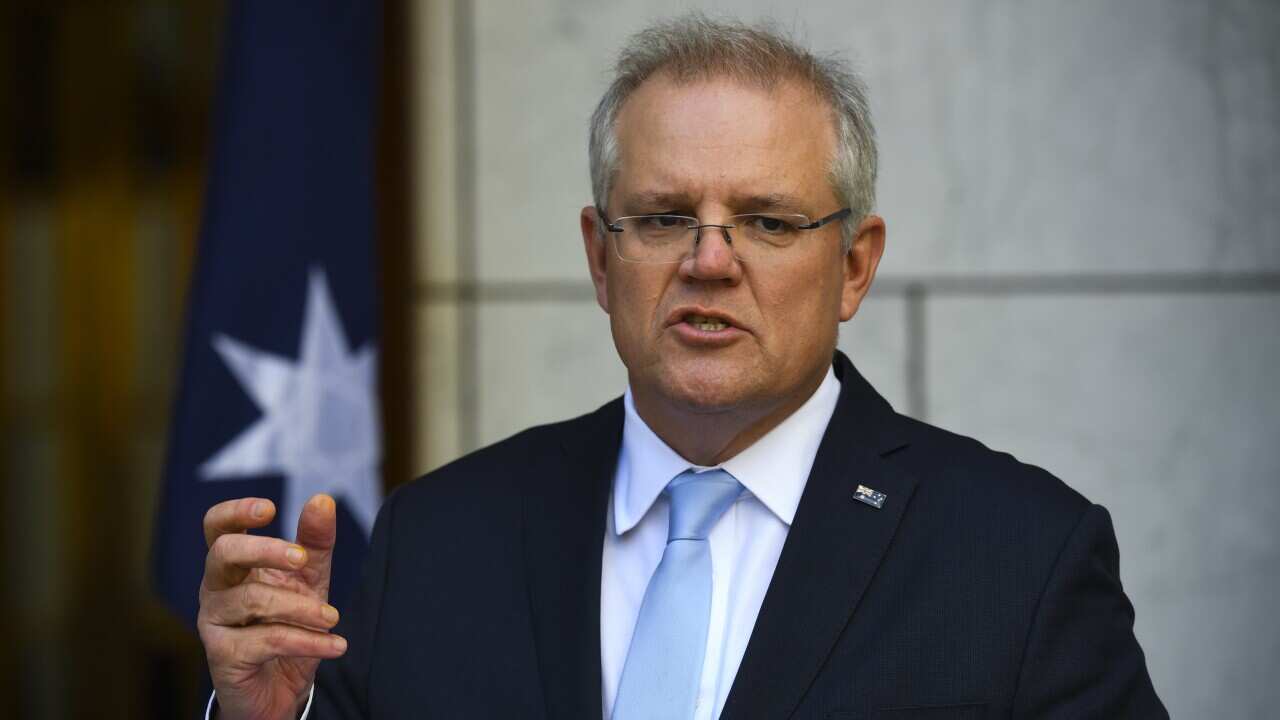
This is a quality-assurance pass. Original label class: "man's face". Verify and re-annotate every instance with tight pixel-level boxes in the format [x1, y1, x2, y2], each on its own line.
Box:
[582, 74, 883, 424]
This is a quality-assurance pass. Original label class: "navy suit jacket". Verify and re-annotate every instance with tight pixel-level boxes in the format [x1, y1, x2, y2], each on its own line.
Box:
[313, 352, 1167, 719]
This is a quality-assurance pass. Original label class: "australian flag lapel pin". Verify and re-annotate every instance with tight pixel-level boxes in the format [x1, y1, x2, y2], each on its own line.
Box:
[853, 484, 887, 509]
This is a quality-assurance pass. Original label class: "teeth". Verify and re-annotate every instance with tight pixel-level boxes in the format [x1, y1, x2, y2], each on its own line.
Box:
[685, 314, 729, 331]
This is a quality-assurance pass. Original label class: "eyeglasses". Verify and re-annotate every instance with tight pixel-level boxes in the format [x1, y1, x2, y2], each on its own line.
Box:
[599, 207, 851, 264]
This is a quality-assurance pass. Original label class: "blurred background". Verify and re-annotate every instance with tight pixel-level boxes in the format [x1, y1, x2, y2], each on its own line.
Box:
[2, 0, 1277, 717]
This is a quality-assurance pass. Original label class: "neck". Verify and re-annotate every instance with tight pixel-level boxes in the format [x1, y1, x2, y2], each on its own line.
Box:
[631, 368, 828, 466]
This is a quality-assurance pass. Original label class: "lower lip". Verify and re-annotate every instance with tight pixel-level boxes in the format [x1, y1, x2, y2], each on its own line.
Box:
[669, 321, 747, 347]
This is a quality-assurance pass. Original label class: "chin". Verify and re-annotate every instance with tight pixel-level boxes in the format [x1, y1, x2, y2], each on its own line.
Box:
[655, 357, 764, 415]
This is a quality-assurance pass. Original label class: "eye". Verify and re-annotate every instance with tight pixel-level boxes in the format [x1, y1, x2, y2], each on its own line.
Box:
[758, 216, 785, 232]
[621, 215, 690, 238]
[744, 214, 797, 234]
[633, 214, 686, 230]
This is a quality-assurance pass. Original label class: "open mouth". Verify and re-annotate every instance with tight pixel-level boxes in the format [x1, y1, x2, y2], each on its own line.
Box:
[683, 313, 732, 332]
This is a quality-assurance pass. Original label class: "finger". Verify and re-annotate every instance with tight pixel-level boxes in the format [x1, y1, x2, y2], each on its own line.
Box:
[204, 582, 340, 631]
[204, 497, 276, 547]
[294, 494, 337, 596]
[205, 533, 309, 591]
[213, 624, 347, 667]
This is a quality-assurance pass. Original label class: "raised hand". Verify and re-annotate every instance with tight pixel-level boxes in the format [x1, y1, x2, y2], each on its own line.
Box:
[198, 494, 346, 720]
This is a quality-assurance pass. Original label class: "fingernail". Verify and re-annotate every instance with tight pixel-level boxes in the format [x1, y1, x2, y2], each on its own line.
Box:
[252, 501, 270, 519]
[332, 635, 347, 652]
[322, 604, 339, 624]
[286, 546, 306, 565]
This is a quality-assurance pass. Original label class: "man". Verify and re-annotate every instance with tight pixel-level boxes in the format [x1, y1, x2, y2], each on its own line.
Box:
[197, 15, 1167, 719]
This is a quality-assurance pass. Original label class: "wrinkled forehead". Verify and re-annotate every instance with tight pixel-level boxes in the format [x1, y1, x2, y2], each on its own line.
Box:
[610, 73, 839, 211]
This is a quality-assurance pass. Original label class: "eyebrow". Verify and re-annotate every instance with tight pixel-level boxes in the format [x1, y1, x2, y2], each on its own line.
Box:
[734, 193, 807, 213]
[616, 191, 692, 213]
[616, 191, 809, 215]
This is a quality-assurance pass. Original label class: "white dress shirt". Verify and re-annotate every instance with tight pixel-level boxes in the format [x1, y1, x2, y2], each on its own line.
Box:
[601, 367, 841, 720]
[215, 367, 839, 720]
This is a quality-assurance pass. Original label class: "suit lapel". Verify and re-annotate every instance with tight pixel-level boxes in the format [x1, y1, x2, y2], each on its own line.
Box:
[721, 354, 919, 720]
[523, 399, 621, 720]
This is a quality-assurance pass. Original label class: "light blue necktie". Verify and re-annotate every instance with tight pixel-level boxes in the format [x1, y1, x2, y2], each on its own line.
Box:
[612, 469, 742, 720]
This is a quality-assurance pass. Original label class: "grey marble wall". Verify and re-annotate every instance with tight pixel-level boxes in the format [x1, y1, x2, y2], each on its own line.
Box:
[410, 1, 1280, 715]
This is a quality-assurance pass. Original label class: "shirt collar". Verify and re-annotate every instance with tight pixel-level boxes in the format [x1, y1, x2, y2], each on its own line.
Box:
[613, 366, 841, 534]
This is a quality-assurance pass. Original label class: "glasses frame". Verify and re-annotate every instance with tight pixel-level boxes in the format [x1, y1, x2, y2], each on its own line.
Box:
[598, 207, 852, 264]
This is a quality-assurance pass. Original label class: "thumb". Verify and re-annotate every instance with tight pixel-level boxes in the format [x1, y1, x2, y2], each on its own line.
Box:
[295, 493, 337, 598]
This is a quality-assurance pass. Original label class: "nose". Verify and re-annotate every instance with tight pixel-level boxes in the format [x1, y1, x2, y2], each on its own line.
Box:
[680, 224, 743, 284]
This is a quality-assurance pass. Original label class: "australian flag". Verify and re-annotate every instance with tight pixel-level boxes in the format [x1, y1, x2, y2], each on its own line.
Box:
[153, 0, 384, 628]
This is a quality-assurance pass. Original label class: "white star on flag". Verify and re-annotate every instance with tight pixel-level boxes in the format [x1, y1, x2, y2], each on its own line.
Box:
[199, 267, 381, 540]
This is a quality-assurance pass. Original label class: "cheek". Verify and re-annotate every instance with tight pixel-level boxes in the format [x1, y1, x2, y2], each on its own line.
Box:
[762, 258, 841, 314]
[756, 261, 842, 347]
[606, 269, 667, 356]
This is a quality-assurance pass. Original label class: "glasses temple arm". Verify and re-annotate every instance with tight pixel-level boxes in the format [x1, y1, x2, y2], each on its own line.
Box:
[797, 207, 852, 230]
[595, 207, 624, 233]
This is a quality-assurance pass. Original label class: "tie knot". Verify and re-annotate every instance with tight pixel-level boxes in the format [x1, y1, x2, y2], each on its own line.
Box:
[665, 469, 741, 542]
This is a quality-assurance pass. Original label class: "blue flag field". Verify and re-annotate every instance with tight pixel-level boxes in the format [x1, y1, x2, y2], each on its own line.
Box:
[153, 0, 384, 627]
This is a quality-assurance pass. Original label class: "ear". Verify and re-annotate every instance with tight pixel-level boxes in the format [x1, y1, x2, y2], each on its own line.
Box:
[839, 214, 886, 321]
[581, 206, 611, 313]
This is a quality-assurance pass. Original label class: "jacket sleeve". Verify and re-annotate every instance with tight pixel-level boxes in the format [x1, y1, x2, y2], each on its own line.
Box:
[1012, 504, 1168, 719]
[309, 489, 398, 719]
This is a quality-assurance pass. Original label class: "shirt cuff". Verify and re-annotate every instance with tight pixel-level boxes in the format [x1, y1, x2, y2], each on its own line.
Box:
[205, 684, 316, 720]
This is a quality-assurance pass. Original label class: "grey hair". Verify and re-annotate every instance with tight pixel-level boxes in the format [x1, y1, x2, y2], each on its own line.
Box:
[588, 13, 877, 252]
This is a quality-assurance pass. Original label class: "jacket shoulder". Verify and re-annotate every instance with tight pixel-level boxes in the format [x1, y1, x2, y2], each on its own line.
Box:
[386, 399, 620, 516]
[891, 413, 1093, 532]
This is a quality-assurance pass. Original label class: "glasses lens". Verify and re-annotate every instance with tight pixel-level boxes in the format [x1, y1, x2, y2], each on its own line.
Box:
[609, 213, 820, 263]
[614, 215, 695, 262]
[728, 214, 811, 255]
